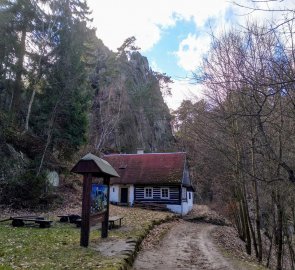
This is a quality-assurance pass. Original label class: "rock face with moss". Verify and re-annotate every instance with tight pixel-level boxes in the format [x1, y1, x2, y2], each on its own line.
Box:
[89, 40, 175, 153]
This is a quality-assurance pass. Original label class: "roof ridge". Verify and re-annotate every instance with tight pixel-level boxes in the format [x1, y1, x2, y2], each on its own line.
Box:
[104, 152, 186, 156]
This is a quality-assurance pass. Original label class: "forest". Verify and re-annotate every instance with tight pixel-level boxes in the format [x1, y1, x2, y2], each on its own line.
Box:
[0, 0, 174, 206]
[0, 0, 295, 269]
[173, 20, 295, 270]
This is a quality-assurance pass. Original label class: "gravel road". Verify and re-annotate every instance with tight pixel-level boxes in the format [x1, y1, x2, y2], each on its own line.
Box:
[132, 220, 245, 270]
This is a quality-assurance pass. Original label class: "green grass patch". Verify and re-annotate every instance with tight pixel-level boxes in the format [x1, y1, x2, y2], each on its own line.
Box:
[219, 247, 268, 270]
[0, 222, 121, 269]
[0, 206, 173, 269]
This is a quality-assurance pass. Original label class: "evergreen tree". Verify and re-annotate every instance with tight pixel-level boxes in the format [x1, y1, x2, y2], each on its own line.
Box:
[0, 0, 96, 168]
[0, 0, 40, 120]
[31, 0, 95, 169]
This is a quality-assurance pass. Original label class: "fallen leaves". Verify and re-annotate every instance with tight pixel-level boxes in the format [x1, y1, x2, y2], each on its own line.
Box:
[139, 221, 176, 250]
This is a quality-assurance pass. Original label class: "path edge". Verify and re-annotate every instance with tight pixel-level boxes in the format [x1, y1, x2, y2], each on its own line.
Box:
[116, 214, 177, 270]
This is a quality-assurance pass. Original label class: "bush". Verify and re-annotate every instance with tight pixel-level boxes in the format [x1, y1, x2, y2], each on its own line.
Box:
[0, 171, 54, 209]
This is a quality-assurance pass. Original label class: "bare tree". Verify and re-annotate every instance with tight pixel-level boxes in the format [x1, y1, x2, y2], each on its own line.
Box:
[178, 21, 295, 269]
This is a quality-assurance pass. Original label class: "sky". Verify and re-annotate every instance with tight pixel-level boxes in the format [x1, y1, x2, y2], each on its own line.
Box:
[87, 0, 294, 110]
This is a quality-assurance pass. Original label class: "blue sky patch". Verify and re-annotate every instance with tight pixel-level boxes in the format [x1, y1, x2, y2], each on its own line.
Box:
[143, 18, 197, 79]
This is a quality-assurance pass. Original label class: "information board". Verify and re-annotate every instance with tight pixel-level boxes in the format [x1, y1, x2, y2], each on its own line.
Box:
[91, 184, 108, 215]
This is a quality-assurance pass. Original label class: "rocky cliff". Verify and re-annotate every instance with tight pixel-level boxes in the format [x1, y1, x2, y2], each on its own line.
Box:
[89, 40, 175, 153]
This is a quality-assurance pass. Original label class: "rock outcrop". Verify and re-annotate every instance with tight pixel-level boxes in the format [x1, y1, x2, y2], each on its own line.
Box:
[89, 40, 175, 154]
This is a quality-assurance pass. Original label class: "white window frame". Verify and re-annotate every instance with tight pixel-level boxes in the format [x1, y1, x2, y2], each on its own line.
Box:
[160, 187, 170, 199]
[144, 187, 153, 199]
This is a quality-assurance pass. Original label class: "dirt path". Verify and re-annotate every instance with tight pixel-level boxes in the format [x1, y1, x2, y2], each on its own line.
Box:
[132, 220, 246, 270]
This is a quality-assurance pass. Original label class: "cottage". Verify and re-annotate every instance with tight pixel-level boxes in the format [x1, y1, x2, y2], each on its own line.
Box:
[103, 151, 194, 215]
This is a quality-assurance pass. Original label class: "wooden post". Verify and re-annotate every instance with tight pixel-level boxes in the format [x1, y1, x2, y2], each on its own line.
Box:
[80, 173, 92, 247]
[101, 176, 110, 238]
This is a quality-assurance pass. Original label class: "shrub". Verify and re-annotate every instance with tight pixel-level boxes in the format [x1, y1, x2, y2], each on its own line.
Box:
[0, 171, 53, 209]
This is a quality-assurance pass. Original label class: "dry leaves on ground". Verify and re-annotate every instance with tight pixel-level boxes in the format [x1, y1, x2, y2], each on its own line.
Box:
[139, 220, 177, 250]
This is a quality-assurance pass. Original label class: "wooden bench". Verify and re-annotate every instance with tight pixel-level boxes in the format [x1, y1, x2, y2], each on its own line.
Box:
[74, 216, 124, 229]
[75, 218, 82, 228]
[58, 215, 81, 223]
[11, 217, 53, 228]
[58, 215, 69, 222]
[108, 216, 124, 229]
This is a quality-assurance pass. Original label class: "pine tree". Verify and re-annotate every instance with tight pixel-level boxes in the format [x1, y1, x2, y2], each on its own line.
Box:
[31, 0, 95, 172]
[0, 0, 39, 121]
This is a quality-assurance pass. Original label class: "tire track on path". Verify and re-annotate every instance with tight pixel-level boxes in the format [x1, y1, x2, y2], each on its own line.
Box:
[132, 220, 241, 270]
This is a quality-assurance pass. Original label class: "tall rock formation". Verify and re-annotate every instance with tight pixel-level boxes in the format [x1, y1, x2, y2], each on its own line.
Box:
[89, 40, 175, 153]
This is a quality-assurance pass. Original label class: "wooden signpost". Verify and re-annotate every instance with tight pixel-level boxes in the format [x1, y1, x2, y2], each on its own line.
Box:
[101, 176, 110, 238]
[71, 153, 119, 247]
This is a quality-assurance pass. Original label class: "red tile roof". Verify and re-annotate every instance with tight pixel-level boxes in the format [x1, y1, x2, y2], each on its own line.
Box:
[103, 152, 186, 185]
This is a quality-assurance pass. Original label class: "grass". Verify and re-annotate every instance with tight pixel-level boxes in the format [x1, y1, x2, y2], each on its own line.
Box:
[220, 247, 268, 270]
[0, 205, 174, 270]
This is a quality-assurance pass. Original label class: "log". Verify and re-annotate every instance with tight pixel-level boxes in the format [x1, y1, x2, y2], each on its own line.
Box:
[0, 217, 12, 223]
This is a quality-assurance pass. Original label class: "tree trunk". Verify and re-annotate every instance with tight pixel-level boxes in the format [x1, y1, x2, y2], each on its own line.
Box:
[239, 188, 252, 255]
[267, 231, 274, 268]
[11, 26, 27, 119]
[250, 134, 263, 262]
[37, 101, 58, 176]
[292, 205, 295, 234]
[243, 194, 252, 255]
[276, 196, 283, 270]
[254, 179, 263, 262]
[233, 202, 244, 239]
[238, 201, 246, 241]
[248, 209, 259, 258]
[286, 233, 295, 270]
[24, 89, 36, 131]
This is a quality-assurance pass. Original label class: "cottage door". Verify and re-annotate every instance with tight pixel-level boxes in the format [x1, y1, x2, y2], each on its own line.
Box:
[120, 188, 128, 204]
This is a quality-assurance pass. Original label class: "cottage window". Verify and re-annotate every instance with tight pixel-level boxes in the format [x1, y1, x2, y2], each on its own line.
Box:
[188, 192, 191, 200]
[144, 187, 153, 199]
[161, 188, 169, 199]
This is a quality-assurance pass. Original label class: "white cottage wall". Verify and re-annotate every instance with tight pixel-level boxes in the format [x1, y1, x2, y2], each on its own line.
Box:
[166, 192, 193, 215]
[129, 185, 135, 205]
[166, 203, 190, 215]
[182, 202, 190, 215]
[110, 185, 120, 203]
[187, 191, 193, 212]
[166, 204, 182, 214]
[110, 184, 135, 205]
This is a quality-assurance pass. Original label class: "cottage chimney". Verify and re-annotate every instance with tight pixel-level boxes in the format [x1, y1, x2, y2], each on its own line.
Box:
[137, 148, 144, 154]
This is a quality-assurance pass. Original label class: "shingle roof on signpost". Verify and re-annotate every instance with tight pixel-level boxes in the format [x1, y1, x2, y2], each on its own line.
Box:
[71, 153, 119, 178]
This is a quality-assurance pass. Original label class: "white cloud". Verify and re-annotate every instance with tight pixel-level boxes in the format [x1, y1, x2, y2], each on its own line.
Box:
[87, 0, 295, 109]
[173, 0, 295, 71]
[164, 79, 204, 111]
[150, 60, 162, 73]
[174, 33, 211, 71]
[87, 0, 232, 52]
[88, 0, 174, 51]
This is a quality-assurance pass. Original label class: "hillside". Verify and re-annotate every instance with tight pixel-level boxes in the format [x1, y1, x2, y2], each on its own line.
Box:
[0, 39, 175, 180]
[0, 1, 175, 209]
